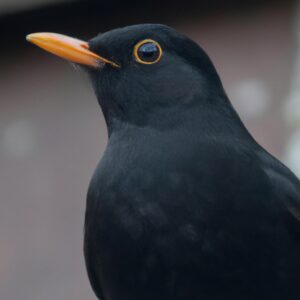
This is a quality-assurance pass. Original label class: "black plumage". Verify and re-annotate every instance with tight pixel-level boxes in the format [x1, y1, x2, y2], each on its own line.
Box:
[39, 24, 300, 300]
[82, 24, 300, 300]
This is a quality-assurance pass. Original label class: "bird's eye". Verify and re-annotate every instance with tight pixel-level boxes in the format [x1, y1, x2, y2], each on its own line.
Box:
[133, 39, 162, 64]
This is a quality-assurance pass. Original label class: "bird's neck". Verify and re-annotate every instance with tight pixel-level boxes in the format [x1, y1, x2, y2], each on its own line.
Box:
[107, 98, 254, 145]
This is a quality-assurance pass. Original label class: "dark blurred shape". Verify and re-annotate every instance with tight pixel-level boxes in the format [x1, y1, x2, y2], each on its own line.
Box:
[0, 0, 280, 16]
[0, 0, 288, 49]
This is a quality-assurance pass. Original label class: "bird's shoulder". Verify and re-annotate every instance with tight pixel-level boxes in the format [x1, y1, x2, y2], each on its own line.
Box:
[257, 149, 300, 222]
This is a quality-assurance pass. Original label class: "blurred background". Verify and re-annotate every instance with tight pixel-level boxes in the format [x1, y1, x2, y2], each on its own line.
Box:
[1, 0, 300, 299]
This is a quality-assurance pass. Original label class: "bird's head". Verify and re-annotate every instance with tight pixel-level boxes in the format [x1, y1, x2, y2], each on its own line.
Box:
[27, 24, 229, 133]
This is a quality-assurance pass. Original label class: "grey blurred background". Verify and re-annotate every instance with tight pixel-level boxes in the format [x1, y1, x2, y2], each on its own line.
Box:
[1, 0, 300, 299]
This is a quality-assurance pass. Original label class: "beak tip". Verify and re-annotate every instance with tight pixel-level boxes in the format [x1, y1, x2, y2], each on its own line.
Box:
[26, 33, 36, 43]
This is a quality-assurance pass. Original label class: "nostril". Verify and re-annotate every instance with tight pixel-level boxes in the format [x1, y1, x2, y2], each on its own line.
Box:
[81, 42, 89, 49]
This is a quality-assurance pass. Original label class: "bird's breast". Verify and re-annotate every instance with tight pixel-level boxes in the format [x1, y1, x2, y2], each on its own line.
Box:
[84, 135, 300, 300]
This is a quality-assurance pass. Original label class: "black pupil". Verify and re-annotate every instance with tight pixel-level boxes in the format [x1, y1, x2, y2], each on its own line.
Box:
[138, 42, 160, 62]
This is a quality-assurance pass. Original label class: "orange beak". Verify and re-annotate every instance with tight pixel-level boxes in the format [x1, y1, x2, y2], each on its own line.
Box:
[26, 32, 120, 68]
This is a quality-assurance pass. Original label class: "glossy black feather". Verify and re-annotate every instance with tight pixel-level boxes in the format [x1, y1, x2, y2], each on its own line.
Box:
[83, 24, 300, 300]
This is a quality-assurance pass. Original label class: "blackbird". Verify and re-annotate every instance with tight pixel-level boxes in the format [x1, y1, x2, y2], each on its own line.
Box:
[26, 24, 300, 300]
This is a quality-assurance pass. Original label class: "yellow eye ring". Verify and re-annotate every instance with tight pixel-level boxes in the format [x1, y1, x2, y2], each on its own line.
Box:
[133, 39, 163, 65]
